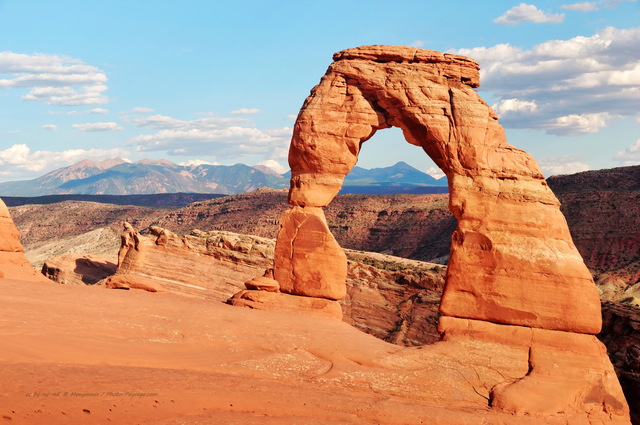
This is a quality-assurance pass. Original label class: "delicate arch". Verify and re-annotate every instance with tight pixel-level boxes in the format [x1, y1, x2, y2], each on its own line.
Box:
[275, 45, 601, 334]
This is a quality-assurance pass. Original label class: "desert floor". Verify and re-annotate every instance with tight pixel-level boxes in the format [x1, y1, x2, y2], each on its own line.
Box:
[0, 277, 622, 425]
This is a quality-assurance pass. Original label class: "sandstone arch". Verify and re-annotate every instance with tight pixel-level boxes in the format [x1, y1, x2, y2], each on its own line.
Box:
[231, 46, 629, 419]
[275, 45, 601, 334]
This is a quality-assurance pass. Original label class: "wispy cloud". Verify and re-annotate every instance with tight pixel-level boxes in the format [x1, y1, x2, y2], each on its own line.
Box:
[230, 108, 261, 115]
[604, 0, 637, 8]
[561, 2, 599, 11]
[0, 143, 128, 175]
[90, 108, 109, 114]
[0, 51, 108, 105]
[178, 159, 220, 167]
[545, 112, 612, 136]
[614, 139, 640, 165]
[538, 156, 590, 176]
[42, 124, 57, 131]
[131, 114, 246, 130]
[256, 159, 287, 174]
[129, 112, 292, 162]
[451, 26, 640, 135]
[131, 107, 154, 113]
[426, 166, 445, 180]
[494, 3, 564, 25]
[72, 122, 123, 131]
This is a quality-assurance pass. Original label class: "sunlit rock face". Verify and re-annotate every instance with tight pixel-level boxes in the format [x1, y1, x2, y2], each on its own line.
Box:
[0, 198, 48, 282]
[280, 45, 601, 334]
[262, 45, 630, 422]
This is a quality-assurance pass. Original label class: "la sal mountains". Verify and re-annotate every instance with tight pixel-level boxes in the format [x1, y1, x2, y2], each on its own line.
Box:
[0, 158, 448, 197]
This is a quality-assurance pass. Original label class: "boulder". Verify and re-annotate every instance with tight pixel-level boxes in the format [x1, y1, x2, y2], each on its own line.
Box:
[41, 254, 116, 286]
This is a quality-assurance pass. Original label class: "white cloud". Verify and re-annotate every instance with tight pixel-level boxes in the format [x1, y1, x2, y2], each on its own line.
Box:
[128, 112, 292, 162]
[72, 122, 123, 131]
[546, 112, 612, 135]
[178, 159, 220, 167]
[285, 114, 298, 120]
[538, 156, 590, 176]
[492, 99, 538, 118]
[131, 114, 246, 130]
[410, 40, 425, 48]
[90, 108, 109, 114]
[426, 166, 446, 180]
[561, 2, 599, 11]
[42, 124, 57, 131]
[451, 27, 640, 134]
[131, 107, 154, 113]
[230, 108, 261, 115]
[0, 51, 108, 105]
[257, 159, 287, 174]
[614, 139, 640, 165]
[0, 143, 129, 175]
[494, 3, 565, 25]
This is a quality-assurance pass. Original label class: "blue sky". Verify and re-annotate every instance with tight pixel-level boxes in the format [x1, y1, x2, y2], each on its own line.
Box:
[0, 0, 639, 182]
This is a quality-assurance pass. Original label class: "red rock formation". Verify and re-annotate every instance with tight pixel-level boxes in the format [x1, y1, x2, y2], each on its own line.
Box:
[280, 44, 600, 334]
[0, 197, 48, 282]
[112, 223, 274, 297]
[240, 45, 629, 421]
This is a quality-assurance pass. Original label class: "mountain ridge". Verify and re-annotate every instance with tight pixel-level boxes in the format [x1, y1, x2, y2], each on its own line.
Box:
[0, 159, 448, 196]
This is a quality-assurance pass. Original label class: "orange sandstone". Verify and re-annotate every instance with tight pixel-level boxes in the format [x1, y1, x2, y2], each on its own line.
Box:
[280, 44, 600, 334]
[0, 197, 48, 282]
[235, 45, 629, 421]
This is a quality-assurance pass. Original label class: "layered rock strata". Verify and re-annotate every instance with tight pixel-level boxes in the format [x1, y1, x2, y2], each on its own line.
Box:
[237, 45, 629, 421]
[0, 197, 48, 282]
[111, 223, 274, 298]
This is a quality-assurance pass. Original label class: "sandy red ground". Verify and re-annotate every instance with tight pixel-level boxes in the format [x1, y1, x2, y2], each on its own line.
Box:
[0, 278, 628, 425]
